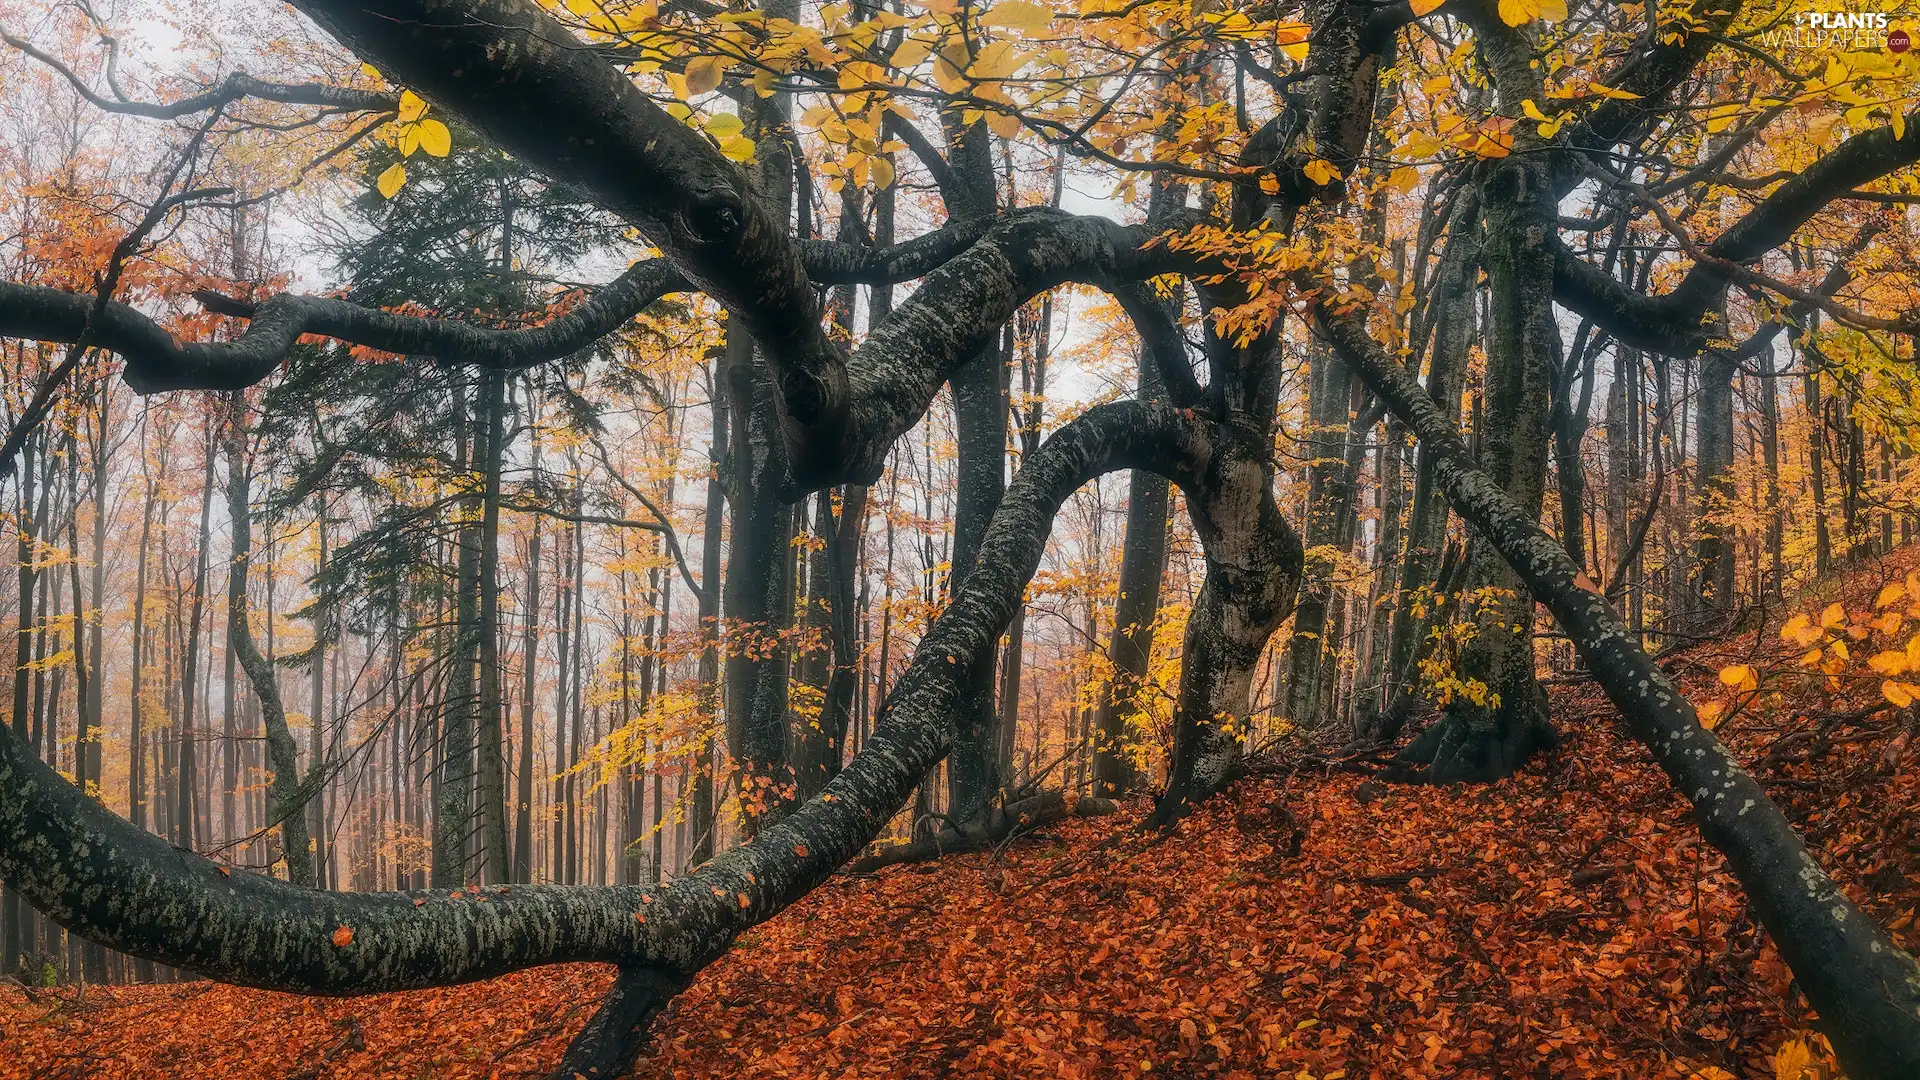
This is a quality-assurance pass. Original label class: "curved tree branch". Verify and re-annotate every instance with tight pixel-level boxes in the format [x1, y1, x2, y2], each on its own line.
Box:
[0, 26, 398, 118]
[0, 259, 687, 392]
[0, 399, 1223, 1001]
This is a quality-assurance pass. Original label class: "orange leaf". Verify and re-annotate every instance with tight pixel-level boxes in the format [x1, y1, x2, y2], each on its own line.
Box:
[331, 926, 355, 948]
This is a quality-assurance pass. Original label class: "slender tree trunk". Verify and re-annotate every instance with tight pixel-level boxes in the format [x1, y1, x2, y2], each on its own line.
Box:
[1092, 341, 1170, 797]
[513, 448, 542, 884]
[177, 419, 218, 853]
[225, 394, 314, 887]
[476, 371, 510, 883]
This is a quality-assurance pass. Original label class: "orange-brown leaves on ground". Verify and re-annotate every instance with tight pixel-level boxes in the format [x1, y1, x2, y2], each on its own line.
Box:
[6, 678, 1908, 1079]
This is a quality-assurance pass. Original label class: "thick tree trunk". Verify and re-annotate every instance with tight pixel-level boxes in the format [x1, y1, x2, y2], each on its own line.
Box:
[4, 435, 34, 974]
[435, 383, 478, 888]
[1391, 161, 1556, 784]
[723, 325, 795, 834]
[944, 339, 1007, 824]
[1147, 429, 1302, 825]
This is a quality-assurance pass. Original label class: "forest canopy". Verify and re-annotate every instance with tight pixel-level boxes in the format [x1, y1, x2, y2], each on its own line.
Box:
[1, 0, 1919, 1076]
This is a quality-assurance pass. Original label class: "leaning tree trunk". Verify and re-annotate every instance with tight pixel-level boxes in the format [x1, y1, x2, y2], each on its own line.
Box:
[1320, 306, 1920, 1080]
[0, 400, 1226, 1075]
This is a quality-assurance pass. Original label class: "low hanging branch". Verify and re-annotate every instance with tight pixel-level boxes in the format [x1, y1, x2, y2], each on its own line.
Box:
[0, 399, 1225, 1077]
[1313, 304, 1920, 1080]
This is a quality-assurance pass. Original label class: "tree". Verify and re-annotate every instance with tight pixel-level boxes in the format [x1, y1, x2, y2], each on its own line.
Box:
[3, 0, 1920, 1076]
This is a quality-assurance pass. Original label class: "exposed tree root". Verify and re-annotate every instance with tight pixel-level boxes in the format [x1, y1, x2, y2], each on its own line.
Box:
[846, 793, 1116, 874]
[550, 966, 688, 1080]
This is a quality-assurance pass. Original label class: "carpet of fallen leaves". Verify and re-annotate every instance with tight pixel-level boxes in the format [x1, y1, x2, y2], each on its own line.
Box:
[8, 561, 1920, 1080]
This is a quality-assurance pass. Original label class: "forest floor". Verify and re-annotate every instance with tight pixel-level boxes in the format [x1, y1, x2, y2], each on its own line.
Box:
[7, 559, 1920, 1079]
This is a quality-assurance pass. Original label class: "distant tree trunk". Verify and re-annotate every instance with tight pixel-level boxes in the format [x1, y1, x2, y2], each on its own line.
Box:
[226, 393, 314, 888]
[512, 446, 542, 885]
[690, 357, 725, 868]
[1604, 349, 1632, 589]
[178, 419, 218, 853]
[723, 317, 793, 835]
[1386, 191, 1478, 716]
[1092, 341, 1170, 797]
[1692, 354, 1738, 625]
[551, 507, 573, 883]
[1805, 323, 1833, 575]
[1392, 159, 1556, 784]
[476, 370, 510, 884]
[3, 433, 34, 974]
[1757, 344, 1784, 596]
[1284, 340, 1356, 730]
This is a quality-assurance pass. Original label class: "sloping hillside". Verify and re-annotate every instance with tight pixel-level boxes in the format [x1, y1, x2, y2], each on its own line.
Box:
[9, 554, 1920, 1080]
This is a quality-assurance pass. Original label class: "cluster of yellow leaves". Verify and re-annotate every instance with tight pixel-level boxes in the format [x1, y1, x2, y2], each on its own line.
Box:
[368, 85, 454, 198]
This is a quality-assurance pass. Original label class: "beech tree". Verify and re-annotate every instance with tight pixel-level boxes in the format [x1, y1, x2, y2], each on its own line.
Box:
[2, 0, 1920, 1077]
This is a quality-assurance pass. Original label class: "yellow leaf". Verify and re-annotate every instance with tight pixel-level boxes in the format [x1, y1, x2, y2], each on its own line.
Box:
[718, 134, 757, 162]
[868, 154, 895, 188]
[1718, 664, 1757, 691]
[1589, 82, 1643, 100]
[1773, 1038, 1812, 1080]
[398, 89, 428, 123]
[376, 162, 407, 199]
[1409, 0, 1446, 15]
[1697, 700, 1726, 729]
[360, 63, 382, 82]
[1259, 171, 1281, 195]
[1887, 681, 1916, 708]
[1497, 0, 1537, 25]
[415, 118, 452, 157]
[1780, 613, 1811, 643]
[684, 56, 726, 97]
[1820, 601, 1846, 629]
[703, 112, 745, 139]
[1871, 650, 1908, 675]
[1387, 166, 1419, 193]
[985, 108, 1022, 138]
[1303, 158, 1342, 185]
[979, 0, 1052, 31]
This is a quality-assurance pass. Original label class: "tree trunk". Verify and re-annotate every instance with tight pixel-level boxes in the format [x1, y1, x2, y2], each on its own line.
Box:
[226, 394, 314, 887]
[476, 370, 510, 883]
[1392, 160, 1556, 784]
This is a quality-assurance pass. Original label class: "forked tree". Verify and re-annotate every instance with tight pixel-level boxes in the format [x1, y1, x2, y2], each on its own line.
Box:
[1, 0, 1919, 1077]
